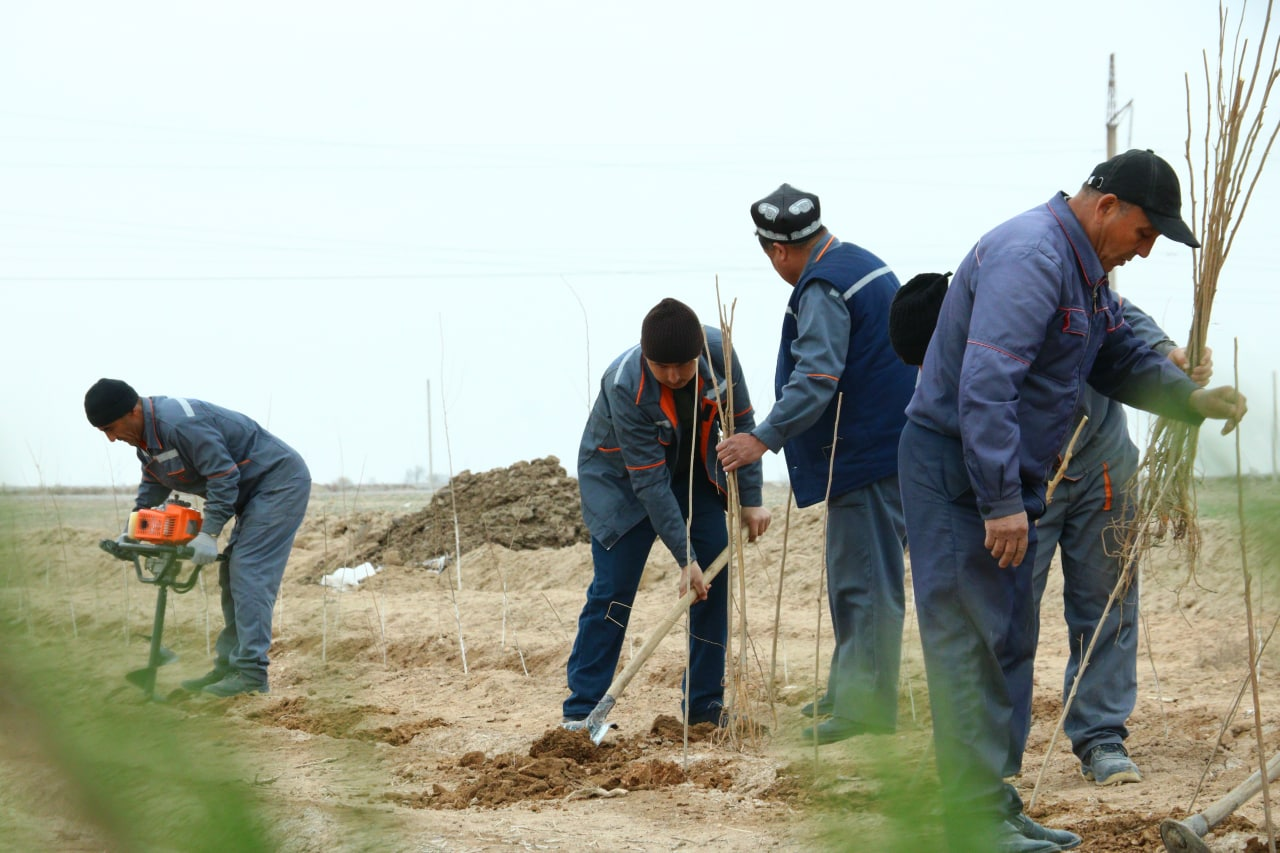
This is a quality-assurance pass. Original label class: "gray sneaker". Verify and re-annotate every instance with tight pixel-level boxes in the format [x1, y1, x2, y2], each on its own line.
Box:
[992, 820, 1063, 853]
[1081, 742, 1142, 786]
[203, 671, 268, 698]
[180, 666, 230, 692]
[1007, 812, 1082, 850]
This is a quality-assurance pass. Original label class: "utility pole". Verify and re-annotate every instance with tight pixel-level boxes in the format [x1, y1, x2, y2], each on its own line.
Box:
[1106, 53, 1134, 284]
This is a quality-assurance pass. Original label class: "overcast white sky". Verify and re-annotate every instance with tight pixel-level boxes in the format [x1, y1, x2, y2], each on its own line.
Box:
[2, 0, 1278, 489]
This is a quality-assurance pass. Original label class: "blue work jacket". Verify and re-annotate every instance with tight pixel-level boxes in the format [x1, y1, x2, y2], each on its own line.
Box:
[906, 193, 1203, 519]
[577, 326, 764, 566]
[753, 233, 915, 507]
[133, 395, 310, 536]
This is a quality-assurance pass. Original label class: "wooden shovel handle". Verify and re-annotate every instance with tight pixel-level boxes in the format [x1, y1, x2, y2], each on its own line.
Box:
[600, 546, 731, 702]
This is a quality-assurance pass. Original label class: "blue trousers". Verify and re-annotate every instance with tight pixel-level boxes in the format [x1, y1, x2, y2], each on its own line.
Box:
[899, 423, 1042, 835]
[215, 465, 311, 685]
[563, 476, 728, 720]
[822, 475, 907, 729]
[1031, 447, 1138, 761]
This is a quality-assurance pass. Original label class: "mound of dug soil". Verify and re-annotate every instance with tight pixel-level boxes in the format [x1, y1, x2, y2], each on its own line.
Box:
[361, 456, 588, 566]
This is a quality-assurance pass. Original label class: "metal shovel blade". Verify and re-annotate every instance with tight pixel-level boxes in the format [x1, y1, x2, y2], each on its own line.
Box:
[1159, 818, 1212, 853]
[560, 695, 617, 745]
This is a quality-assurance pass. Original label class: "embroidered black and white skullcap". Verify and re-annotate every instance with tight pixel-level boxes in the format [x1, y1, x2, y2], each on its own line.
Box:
[750, 183, 822, 244]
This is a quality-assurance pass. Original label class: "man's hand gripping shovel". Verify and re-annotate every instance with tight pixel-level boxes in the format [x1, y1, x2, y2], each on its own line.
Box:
[99, 537, 226, 701]
[563, 546, 730, 745]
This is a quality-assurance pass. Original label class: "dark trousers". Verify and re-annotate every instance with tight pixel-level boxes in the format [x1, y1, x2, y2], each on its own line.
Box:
[1031, 447, 1139, 761]
[823, 475, 907, 729]
[215, 467, 311, 685]
[899, 422, 1042, 842]
[563, 475, 728, 720]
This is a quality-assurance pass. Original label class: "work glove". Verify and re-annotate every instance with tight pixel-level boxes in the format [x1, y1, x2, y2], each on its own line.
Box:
[190, 532, 218, 565]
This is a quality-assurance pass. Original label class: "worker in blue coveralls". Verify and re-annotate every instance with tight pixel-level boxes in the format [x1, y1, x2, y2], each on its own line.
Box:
[888, 274, 1215, 789]
[898, 149, 1247, 853]
[1031, 307, 1212, 788]
[563, 299, 772, 727]
[717, 184, 917, 745]
[85, 378, 311, 698]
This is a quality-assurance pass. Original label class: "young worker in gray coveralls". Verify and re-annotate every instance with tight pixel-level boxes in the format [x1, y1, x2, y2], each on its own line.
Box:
[1031, 307, 1212, 787]
[563, 299, 771, 726]
[717, 184, 917, 745]
[898, 149, 1247, 853]
[85, 378, 311, 698]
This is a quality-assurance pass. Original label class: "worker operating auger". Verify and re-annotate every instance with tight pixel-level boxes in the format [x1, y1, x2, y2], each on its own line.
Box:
[86, 379, 311, 699]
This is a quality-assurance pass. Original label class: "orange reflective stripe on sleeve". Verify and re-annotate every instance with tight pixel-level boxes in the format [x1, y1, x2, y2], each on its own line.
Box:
[1102, 462, 1113, 512]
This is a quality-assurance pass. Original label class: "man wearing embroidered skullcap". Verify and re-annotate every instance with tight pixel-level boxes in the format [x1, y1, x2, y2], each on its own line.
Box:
[896, 149, 1247, 852]
[718, 184, 916, 747]
[562, 299, 772, 728]
[85, 379, 311, 698]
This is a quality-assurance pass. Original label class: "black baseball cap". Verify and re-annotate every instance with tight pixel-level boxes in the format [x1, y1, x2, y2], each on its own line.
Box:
[1085, 149, 1200, 248]
[751, 183, 822, 244]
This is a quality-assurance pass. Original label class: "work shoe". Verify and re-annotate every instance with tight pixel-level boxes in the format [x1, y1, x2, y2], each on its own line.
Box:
[1081, 742, 1142, 786]
[180, 666, 230, 692]
[686, 703, 727, 726]
[203, 671, 268, 698]
[1007, 812, 1082, 850]
[800, 695, 834, 718]
[993, 820, 1065, 853]
[801, 716, 892, 745]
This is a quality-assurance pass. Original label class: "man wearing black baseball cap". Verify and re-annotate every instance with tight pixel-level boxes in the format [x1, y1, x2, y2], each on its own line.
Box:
[1084, 148, 1200, 248]
[896, 149, 1247, 853]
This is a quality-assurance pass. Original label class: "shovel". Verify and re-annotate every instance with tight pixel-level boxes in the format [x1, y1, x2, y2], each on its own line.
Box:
[1161, 750, 1280, 851]
[565, 546, 730, 745]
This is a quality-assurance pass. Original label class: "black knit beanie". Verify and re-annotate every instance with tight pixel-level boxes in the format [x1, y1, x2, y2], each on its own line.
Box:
[85, 378, 139, 427]
[641, 298, 703, 363]
[888, 272, 951, 366]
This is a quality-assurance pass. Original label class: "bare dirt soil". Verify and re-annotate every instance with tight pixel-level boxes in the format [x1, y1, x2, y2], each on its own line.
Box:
[1, 461, 1278, 852]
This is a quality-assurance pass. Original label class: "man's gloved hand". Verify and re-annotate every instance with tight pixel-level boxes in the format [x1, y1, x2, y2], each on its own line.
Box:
[190, 532, 218, 565]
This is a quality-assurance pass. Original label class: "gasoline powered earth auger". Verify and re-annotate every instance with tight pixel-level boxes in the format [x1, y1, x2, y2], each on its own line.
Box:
[99, 499, 225, 701]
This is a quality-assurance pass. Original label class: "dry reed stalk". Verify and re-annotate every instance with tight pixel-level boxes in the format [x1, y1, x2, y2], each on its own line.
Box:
[1232, 341, 1276, 850]
[1045, 416, 1089, 505]
[1190, 608, 1280, 809]
[540, 592, 571, 642]
[438, 314, 469, 672]
[320, 512, 330, 664]
[199, 572, 211, 657]
[28, 455, 78, 637]
[769, 487, 795, 713]
[560, 275, 593, 416]
[811, 392, 843, 766]
[1138, 0, 1280, 565]
[368, 587, 389, 668]
[486, 531, 529, 675]
[697, 291, 769, 752]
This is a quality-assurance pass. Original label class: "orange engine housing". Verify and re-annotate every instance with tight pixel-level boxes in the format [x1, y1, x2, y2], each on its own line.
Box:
[128, 502, 203, 546]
